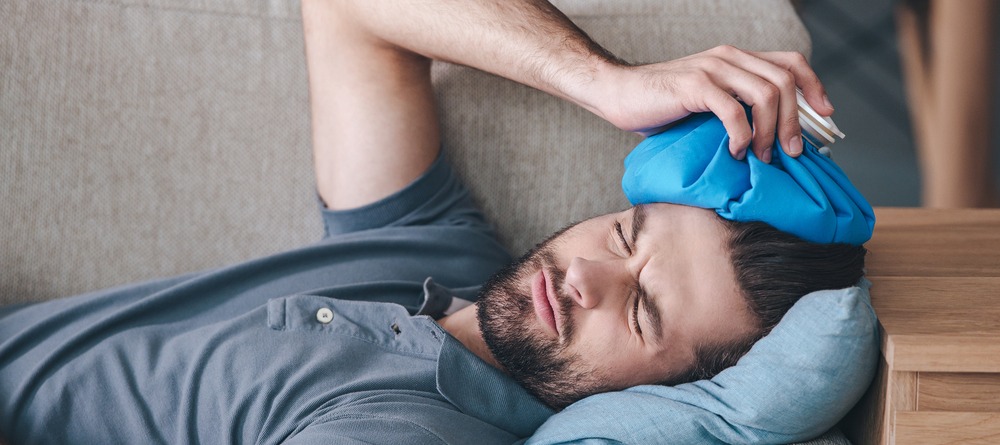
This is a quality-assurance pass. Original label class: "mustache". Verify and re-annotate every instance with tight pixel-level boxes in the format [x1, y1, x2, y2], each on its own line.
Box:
[536, 251, 576, 345]
[476, 223, 610, 409]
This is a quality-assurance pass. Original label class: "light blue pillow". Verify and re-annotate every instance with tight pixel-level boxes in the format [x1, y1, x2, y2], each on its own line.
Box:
[525, 280, 879, 444]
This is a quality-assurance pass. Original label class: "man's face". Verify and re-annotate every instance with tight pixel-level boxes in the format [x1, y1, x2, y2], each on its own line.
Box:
[477, 203, 759, 409]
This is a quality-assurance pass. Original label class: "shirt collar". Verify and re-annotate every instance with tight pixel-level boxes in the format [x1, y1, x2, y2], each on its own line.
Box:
[435, 334, 554, 437]
[417, 277, 480, 318]
[419, 277, 555, 437]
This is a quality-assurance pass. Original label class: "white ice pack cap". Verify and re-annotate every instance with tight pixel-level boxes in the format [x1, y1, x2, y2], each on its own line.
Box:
[797, 88, 845, 150]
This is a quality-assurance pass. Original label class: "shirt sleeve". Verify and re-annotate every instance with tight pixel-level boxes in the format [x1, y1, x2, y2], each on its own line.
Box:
[319, 152, 495, 238]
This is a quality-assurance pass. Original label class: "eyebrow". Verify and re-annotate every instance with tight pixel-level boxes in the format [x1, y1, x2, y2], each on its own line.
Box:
[640, 287, 664, 343]
[629, 206, 664, 343]
[630, 205, 647, 249]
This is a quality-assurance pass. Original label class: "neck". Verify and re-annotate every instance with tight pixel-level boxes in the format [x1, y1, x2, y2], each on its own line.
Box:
[437, 304, 502, 370]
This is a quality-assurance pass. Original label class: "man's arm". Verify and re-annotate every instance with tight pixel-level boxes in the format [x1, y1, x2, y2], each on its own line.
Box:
[302, 0, 442, 210]
[302, 0, 833, 209]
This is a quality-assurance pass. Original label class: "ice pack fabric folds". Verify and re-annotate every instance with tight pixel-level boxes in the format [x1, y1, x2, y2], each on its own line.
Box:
[622, 112, 875, 245]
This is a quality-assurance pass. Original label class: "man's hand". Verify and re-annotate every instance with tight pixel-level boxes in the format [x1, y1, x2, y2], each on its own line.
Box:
[320, 0, 832, 165]
[574, 46, 834, 163]
[304, 0, 834, 210]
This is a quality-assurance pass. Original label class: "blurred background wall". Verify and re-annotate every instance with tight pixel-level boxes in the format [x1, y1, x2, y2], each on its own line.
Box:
[796, 0, 999, 208]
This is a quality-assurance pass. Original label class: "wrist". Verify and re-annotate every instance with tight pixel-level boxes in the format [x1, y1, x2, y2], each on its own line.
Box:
[558, 56, 626, 123]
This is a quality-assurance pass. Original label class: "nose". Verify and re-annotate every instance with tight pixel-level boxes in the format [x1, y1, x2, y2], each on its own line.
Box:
[562, 257, 629, 309]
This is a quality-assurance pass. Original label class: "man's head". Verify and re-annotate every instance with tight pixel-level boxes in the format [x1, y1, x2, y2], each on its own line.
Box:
[476, 203, 866, 409]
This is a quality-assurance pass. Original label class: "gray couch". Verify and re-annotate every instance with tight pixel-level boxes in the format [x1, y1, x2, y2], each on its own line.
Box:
[0, 0, 849, 443]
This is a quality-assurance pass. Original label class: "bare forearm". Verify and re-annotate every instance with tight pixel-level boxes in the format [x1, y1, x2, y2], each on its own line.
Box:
[329, 0, 620, 115]
[305, 0, 834, 206]
[321, 0, 834, 159]
[304, 0, 623, 209]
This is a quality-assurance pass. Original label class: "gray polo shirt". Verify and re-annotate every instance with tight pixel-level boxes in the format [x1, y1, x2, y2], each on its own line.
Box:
[0, 155, 554, 444]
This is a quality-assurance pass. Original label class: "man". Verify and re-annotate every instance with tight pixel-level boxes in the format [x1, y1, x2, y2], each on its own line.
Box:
[0, 1, 865, 444]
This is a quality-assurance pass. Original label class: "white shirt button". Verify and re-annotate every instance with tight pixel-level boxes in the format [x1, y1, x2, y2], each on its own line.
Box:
[316, 307, 334, 324]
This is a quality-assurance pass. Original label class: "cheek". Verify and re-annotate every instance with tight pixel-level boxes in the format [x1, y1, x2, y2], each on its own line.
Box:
[571, 340, 668, 388]
[567, 320, 643, 372]
[547, 220, 615, 260]
[566, 315, 679, 386]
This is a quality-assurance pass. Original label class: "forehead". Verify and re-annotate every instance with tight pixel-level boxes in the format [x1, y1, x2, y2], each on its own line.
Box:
[633, 204, 750, 353]
[639, 203, 725, 235]
[629, 203, 731, 257]
[636, 203, 735, 291]
[626, 204, 737, 294]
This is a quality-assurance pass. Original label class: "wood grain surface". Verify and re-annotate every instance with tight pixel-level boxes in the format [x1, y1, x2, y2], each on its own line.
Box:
[843, 208, 1000, 445]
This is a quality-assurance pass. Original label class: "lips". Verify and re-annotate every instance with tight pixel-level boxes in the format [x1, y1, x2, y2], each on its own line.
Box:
[531, 269, 560, 336]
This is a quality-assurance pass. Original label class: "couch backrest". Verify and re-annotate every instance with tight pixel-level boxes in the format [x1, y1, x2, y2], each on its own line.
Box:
[440, 0, 812, 256]
[0, 0, 809, 304]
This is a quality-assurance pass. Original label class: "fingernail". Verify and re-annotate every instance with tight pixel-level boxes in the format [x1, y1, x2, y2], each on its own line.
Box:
[790, 135, 803, 156]
[762, 147, 772, 163]
[735, 148, 746, 160]
[823, 94, 834, 111]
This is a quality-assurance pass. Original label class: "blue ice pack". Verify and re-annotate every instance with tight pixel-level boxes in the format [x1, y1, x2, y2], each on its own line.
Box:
[622, 113, 875, 245]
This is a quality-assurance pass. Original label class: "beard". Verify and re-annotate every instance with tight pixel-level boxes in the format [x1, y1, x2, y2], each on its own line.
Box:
[476, 226, 611, 410]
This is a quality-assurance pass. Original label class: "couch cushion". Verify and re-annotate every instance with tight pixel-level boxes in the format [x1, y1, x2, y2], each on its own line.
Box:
[0, 0, 811, 304]
[1, 0, 314, 303]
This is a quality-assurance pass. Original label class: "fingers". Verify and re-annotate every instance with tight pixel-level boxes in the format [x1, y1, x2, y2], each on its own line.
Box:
[751, 50, 834, 116]
[605, 45, 829, 162]
[693, 52, 779, 160]
[743, 56, 801, 158]
[709, 64, 777, 160]
[702, 89, 753, 159]
[702, 46, 832, 159]
[706, 47, 805, 159]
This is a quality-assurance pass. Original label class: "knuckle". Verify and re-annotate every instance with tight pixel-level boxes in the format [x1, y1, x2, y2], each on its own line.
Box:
[785, 51, 807, 64]
[722, 104, 745, 122]
[689, 70, 713, 86]
[712, 44, 737, 56]
[695, 56, 721, 71]
[759, 84, 779, 102]
[776, 71, 795, 88]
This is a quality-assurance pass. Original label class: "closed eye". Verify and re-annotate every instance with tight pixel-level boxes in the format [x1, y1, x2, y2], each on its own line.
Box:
[631, 291, 642, 335]
[614, 221, 632, 256]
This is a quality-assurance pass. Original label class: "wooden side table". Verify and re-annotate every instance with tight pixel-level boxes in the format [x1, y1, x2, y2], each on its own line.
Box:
[842, 208, 1000, 444]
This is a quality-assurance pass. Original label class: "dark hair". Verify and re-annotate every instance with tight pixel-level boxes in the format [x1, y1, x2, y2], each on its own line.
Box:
[665, 218, 868, 384]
